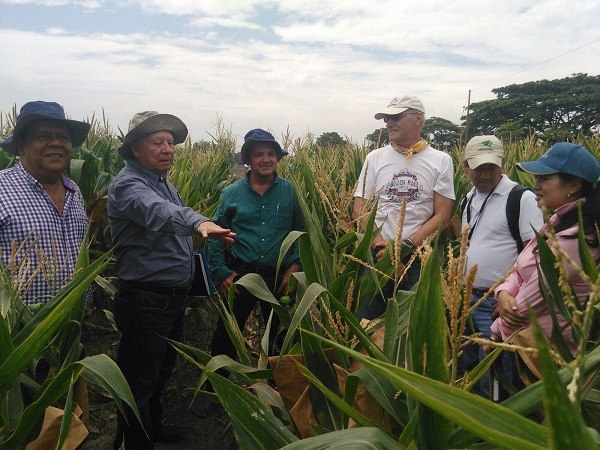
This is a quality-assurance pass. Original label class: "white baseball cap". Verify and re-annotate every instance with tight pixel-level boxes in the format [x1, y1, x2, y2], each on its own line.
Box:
[464, 135, 504, 169]
[374, 95, 425, 120]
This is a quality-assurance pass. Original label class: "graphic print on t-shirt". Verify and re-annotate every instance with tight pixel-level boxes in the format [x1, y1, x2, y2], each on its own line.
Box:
[384, 169, 422, 203]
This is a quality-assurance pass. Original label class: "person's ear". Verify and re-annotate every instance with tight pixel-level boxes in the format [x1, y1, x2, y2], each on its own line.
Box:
[569, 178, 583, 196]
[16, 138, 26, 156]
[130, 142, 140, 159]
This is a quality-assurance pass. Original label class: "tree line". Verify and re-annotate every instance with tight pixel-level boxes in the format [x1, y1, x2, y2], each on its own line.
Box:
[318, 73, 599, 151]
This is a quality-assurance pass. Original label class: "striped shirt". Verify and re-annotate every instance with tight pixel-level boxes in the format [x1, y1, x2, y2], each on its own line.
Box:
[0, 162, 88, 304]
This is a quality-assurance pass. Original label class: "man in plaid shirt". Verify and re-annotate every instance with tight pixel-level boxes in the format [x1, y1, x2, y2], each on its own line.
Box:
[0, 101, 90, 304]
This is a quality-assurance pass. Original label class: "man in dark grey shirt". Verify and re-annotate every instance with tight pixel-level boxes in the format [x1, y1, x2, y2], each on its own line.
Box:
[108, 111, 234, 450]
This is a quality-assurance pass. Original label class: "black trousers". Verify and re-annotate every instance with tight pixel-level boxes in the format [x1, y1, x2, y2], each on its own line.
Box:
[210, 271, 282, 373]
[112, 282, 187, 450]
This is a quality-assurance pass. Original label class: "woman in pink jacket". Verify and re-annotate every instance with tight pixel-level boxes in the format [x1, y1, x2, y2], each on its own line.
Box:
[491, 142, 600, 355]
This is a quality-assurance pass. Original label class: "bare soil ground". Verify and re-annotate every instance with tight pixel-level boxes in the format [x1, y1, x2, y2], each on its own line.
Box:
[79, 295, 254, 450]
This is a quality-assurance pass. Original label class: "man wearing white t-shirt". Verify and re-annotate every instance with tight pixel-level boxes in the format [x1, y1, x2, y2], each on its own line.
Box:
[461, 135, 543, 398]
[353, 95, 455, 320]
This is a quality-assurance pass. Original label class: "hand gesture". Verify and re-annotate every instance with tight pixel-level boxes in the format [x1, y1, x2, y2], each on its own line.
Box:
[198, 221, 236, 244]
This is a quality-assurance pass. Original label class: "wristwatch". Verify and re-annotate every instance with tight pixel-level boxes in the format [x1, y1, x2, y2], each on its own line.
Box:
[402, 238, 417, 254]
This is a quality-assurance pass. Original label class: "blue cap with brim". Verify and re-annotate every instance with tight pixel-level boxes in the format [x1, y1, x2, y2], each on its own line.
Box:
[0, 101, 90, 155]
[517, 142, 600, 184]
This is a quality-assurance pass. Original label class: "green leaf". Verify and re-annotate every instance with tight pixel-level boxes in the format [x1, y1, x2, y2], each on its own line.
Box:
[0, 364, 84, 449]
[294, 361, 384, 430]
[532, 313, 597, 449]
[347, 367, 409, 426]
[450, 345, 600, 447]
[213, 294, 251, 367]
[281, 427, 406, 449]
[532, 231, 576, 358]
[576, 204, 598, 282]
[0, 254, 110, 390]
[249, 382, 292, 425]
[280, 283, 328, 356]
[275, 230, 305, 284]
[56, 372, 76, 450]
[301, 328, 344, 432]
[79, 354, 144, 433]
[407, 244, 451, 449]
[302, 330, 549, 450]
[206, 370, 298, 450]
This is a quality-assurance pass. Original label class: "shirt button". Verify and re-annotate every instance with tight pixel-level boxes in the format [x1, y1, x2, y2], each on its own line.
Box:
[262, 222, 265, 225]
[262, 238, 265, 241]
[262, 205, 265, 208]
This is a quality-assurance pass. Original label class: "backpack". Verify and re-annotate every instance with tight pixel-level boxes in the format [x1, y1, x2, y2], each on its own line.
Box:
[460, 184, 529, 253]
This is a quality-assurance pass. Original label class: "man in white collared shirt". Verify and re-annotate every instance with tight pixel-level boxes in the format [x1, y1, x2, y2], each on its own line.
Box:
[461, 135, 543, 398]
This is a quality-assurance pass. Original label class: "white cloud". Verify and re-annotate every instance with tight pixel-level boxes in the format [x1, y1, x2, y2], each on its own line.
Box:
[0, 0, 599, 145]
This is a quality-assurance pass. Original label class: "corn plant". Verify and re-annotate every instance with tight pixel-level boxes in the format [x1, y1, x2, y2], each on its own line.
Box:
[173, 222, 600, 447]
[169, 140, 236, 216]
[169, 134, 600, 448]
[0, 244, 141, 449]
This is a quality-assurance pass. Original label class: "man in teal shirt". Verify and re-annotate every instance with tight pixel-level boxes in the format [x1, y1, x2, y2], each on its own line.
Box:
[208, 128, 303, 364]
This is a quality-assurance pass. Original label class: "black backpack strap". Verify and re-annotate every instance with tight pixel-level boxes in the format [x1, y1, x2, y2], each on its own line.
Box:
[506, 184, 528, 253]
[460, 196, 468, 220]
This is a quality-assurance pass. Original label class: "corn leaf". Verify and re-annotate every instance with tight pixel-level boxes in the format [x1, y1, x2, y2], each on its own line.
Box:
[303, 330, 549, 449]
[282, 426, 405, 449]
[407, 243, 451, 449]
[450, 345, 600, 447]
[206, 370, 298, 450]
[0, 254, 110, 390]
[530, 312, 596, 449]
[295, 360, 384, 430]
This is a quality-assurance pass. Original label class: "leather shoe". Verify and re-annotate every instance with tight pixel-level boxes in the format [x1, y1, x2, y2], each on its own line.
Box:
[154, 423, 184, 443]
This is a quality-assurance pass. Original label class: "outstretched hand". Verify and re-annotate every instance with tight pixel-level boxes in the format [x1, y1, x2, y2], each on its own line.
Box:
[197, 221, 236, 244]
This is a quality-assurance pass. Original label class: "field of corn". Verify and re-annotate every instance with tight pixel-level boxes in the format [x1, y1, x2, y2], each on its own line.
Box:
[1, 107, 600, 449]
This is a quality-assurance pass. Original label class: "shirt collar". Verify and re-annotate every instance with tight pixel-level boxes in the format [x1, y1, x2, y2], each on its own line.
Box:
[553, 199, 581, 219]
[243, 170, 279, 187]
[16, 161, 78, 192]
[127, 159, 165, 185]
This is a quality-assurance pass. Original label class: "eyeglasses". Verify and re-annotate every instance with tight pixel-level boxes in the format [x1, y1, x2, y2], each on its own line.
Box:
[383, 112, 420, 123]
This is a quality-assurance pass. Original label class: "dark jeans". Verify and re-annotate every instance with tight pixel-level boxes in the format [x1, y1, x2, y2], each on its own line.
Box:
[462, 291, 517, 400]
[112, 282, 187, 450]
[356, 259, 421, 321]
[210, 271, 282, 375]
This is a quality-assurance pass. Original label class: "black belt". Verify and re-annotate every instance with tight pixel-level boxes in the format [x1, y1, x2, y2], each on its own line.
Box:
[472, 288, 492, 297]
[239, 266, 277, 277]
[119, 280, 190, 297]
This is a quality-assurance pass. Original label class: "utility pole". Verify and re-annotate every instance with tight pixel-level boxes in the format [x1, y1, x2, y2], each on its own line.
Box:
[464, 89, 471, 141]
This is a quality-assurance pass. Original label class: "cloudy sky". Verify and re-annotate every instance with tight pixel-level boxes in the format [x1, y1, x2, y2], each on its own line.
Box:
[1, 0, 599, 147]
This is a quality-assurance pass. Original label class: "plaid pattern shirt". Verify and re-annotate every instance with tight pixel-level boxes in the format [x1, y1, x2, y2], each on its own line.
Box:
[0, 162, 88, 304]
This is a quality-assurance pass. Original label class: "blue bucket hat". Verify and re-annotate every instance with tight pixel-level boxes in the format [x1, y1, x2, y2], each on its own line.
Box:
[240, 128, 288, 164]
[0, 101, 91, 155]
[517, 142, 600, 184]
